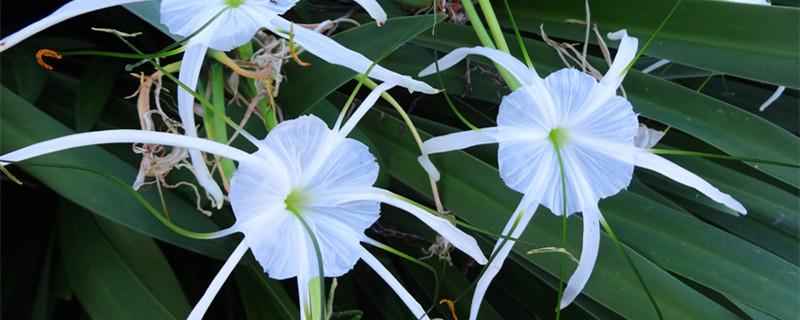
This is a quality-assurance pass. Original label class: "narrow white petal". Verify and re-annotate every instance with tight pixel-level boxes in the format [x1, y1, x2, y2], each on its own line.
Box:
[0, 0, 147, 52]
[634, 151, 747, 214]
[188, 240, 250, 320]
[574, 30, 638, 122]
[469, 201, 537, 320]
[641, 59, 670, 74]
[359, 247, 430, 320]
[470, 167, 546, 319]
[418, 47, 540, 87]
[351, 0, 387, 25]
[759, 85, 786, 111]
[266, 17, 437, 94]
[0, 129, 264, 169]
[177, 43, 225, 209]
[560, 202, 601, 309]
[336, 82, 396, 136]
[372, 189, 488, 264]
[418, 127, 498, 181]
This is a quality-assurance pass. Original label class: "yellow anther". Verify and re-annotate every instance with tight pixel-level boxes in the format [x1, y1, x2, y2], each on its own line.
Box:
[289, 23, 311, 67]
[35, 49, 63, 71]
[439, 299, 459, 320]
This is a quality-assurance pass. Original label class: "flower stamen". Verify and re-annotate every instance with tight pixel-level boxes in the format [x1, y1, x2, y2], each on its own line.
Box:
[549, 127, 570, 147]
[35, 49, 62, 70]
[285, 189, 310, 216]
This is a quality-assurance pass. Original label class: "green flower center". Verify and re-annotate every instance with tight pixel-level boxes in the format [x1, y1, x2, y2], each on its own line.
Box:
[225, 0, 246, 8]
[549, 127, 570, 147]
[285, 190, 310, 216]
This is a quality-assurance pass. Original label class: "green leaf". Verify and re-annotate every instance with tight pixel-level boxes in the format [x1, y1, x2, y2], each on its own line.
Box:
[499, 0, 800, 88]
[75, 57, 121, 132]
[0, 85, 231, 259]
[58, 201, 186, 319]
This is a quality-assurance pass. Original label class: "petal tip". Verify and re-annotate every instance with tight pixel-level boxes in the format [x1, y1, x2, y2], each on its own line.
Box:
[607, 29, 629, 40]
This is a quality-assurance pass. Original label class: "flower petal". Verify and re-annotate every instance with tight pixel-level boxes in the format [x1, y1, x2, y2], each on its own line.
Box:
[176, 42, 225, 208]
[574, 30, 638, 122]
[469, 154, 552, 319]
[372, 189, 488, 264]
[634, 151, 747, 214]
[759, 85, 786, 111]
[188, 240, 250, 320]
[266, 16, 437, 94]
[641, 58, 670, 74]
[469, 200, 537, 320]
[633, 124, 665, 149]
[0, 129, 264, 169]
[418, 46, 541, 87]
[560, 202, 601, 309]
[335, 81, 395, 137]
[351, 0, 387, 25]
[359, 246, 430, 320]
[161, 0, 284, 51]
[0, 0, 147, 52]
[418, 127, 498, 181]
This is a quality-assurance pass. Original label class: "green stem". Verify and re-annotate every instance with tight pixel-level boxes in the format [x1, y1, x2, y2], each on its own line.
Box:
[459, 0, 521, 90]
[460, 0, 495, 49]
[477, 0, 510, 53]
[552, 143, 568, 320]
[293, 213, 327, 320]
[500, 0, 533, 68]
[208, 63, 237, 182]
[61, 46, 185, 60]
[624, 0, 683, 74]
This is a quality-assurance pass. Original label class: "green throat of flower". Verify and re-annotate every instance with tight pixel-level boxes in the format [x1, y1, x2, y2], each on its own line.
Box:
[285, 190, 310, 216]
[549, 127, 570, 148]
[225, 0, 246, 8]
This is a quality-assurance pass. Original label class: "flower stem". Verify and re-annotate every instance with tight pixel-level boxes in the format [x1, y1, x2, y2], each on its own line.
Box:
[459, 0, 521, 90]
[477, 0, 510, 53]
[623, 0, 683, 74]
[552, 143, 568, 319]
[208, 62, 237, 185]
[500, 0, 534, 68]
[293, 213, 327, 320]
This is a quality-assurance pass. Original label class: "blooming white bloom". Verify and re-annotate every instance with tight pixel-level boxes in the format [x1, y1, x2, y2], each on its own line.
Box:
[1, 0, 438, 209]
[0, 84, 485, 320]
[416, 30, 746, 319]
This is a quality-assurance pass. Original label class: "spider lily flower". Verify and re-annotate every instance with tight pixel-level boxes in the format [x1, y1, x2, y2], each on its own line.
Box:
[1, 0, 438, 210]
[0, 83, 485, 320]
[416, 30, 746, 318]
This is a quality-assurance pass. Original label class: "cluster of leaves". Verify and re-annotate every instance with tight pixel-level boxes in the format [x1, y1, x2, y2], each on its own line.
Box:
[1, 0, 798, 319]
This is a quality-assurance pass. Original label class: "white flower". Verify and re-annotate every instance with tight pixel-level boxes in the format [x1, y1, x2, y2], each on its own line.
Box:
[416, 30, 746, 319]
[0, 83, 485, 320]
[1, 0, 438, 210]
